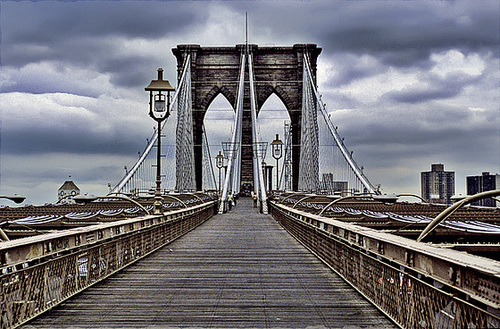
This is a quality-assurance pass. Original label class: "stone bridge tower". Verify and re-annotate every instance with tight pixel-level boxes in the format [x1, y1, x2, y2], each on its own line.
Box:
[173, 44, 322, 192]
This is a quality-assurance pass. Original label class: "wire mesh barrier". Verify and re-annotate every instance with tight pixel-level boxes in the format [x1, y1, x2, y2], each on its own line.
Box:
[0, 200, 217, 328]
[303, 53, 376, 195]
[269, 201, 500, 329]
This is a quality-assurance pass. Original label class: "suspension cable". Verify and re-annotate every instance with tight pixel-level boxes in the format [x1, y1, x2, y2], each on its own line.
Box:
[248, 52, 268, 214]
[303, 53, 376, 194]
[109, 55, 191, 195]
[218, 50, 246, 213]
[202, 124, 217, 190]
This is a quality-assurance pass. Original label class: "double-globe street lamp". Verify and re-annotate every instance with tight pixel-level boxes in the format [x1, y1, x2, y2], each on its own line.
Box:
[270, 134, 283, 191]
[215, 151, 225, 194]
[145, 68, 175, 215]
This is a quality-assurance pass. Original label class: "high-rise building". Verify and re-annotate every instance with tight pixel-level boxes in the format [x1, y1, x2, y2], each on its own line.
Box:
[320, 173, 348, 195]
[467, 172, 500, 207]
[421, 164, 455, 205]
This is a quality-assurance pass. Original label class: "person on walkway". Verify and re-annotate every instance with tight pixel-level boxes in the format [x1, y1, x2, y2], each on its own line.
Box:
[252, 192, 258, 208]
[228, 194, 234, 211]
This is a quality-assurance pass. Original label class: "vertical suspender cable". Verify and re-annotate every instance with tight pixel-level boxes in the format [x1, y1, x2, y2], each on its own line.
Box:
[303, 53, 376, 194]
[248, 53, 268, 214]
[219, 51, 246, 213]
[109, 55, 191, 195]
[202, 124, 217, 190]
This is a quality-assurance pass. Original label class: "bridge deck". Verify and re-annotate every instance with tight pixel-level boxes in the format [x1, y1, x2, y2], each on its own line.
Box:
[23, 198, 396, 328]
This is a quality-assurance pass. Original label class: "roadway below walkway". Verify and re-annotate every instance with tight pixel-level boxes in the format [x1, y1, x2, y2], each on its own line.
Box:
[23, 198, 396, 328]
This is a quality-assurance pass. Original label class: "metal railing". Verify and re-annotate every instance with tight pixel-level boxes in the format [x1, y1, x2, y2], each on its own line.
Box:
[269, 200, 500, 329]
[0, 200, 217, 328]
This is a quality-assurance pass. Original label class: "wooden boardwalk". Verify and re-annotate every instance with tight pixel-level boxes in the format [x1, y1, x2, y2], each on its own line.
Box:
[23, 198, 396, 328]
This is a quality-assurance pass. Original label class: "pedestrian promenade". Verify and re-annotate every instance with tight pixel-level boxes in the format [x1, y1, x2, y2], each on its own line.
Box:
[23, 198, 396, 328]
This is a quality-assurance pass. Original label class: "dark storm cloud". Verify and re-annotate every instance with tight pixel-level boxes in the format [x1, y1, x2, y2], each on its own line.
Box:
[351, 121, 498, 151]
[385, 79, 467, 104]
[319, 52, 391, 87]
[387, 87, 457, 104]
[21, 162, 123, 186]
[353, 125, 498, 171]
[315, 2, 499, 66]
[230, 1, 499, 93]
[3, 1, 199, 45]
[0, 0, 498, 204]
[236, 1, 499, 69]
[2, 1, 203, 90]
[104, 55, 159, 89]
[329, 102, 497, 147]
[2, 127, 143, 156]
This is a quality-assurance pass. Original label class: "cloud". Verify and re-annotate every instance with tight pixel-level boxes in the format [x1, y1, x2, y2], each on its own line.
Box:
[386, 50, 487, 103]
[0, 1, 498, 204]
[0, 91, 151, 155]
[430, 50, 486, 78]
[1, 62, 114, 96]
[1, 152, 136, 205]
[318, 53, 390, 88]
[314, 1, 500, 66]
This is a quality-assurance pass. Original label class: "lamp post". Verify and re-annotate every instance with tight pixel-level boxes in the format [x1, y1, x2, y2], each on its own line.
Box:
[145, 68, 175, 215]
[270, 134, 283, 191]
[215, 151, 224, 194]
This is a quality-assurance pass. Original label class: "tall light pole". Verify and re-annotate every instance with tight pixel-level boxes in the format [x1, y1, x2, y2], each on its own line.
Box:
[215, 151, 225, 194]
[145, 68, 175, 215]
[270, 134, 283, 191]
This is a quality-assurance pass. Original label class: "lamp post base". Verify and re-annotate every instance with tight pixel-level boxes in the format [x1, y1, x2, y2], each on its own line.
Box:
[153, 197, 163, 215]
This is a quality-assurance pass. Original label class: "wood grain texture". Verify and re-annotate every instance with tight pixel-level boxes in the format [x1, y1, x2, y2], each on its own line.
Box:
[23, 198, 396, 328]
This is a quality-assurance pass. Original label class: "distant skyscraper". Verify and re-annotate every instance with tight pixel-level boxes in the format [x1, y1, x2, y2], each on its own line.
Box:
[320, 173, 348, 195]
[467, 172, 500, 207]
[421, 164, 455, 205]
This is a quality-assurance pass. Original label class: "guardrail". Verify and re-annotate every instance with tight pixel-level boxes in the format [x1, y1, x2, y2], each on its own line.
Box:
[0, 200, 217, 328]
[269, 200, 500, 329]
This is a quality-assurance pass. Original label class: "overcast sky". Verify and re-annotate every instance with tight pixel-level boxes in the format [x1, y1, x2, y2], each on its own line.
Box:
[0, 0, 498, 205]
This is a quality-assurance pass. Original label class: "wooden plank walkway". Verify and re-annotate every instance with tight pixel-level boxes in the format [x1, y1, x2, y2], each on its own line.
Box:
[23, 198, 396, 328]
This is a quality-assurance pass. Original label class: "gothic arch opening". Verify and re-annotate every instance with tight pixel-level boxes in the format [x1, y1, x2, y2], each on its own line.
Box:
[173, 44, 322, 191]
[258, 93, 290, 190]
[203, 93, 235, 190]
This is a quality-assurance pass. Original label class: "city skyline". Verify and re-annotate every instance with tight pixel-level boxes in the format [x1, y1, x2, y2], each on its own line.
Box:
[0, 1, 498, 205]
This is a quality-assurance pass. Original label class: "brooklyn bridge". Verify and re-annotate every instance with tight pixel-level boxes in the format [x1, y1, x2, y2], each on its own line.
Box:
[1, 44, 499, 329]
